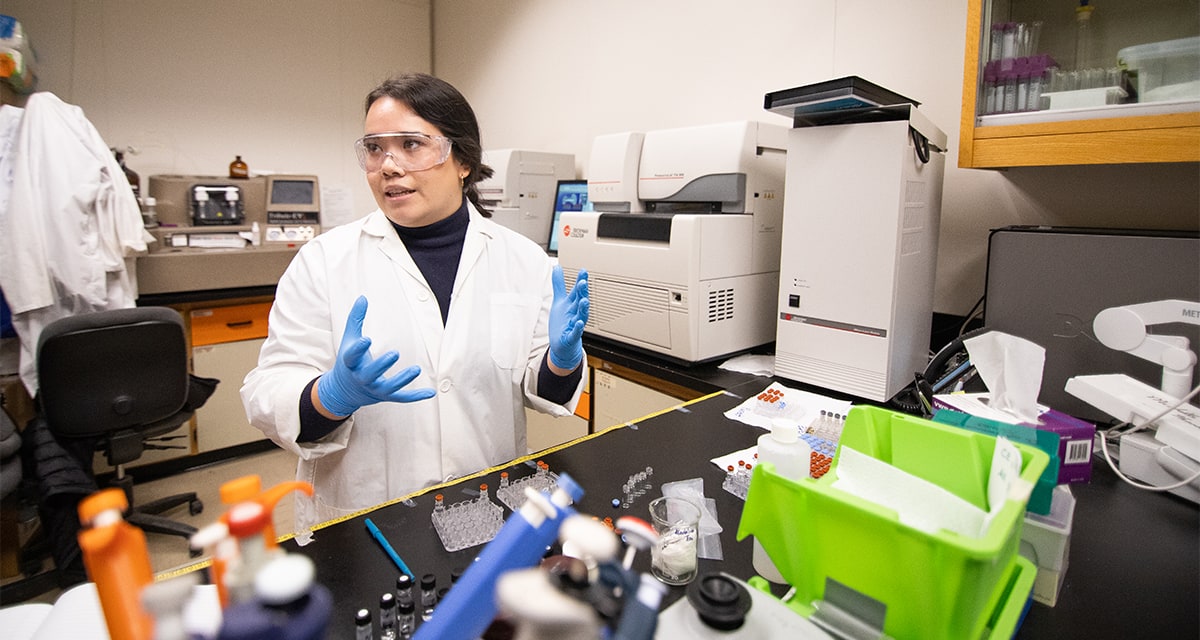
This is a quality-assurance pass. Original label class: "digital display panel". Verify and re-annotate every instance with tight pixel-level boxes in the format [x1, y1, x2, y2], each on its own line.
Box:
[548, 180, 589, 254]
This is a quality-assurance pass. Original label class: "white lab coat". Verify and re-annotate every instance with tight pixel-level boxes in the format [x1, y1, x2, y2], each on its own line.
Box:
[0, 93, 150, 396]
[241, 204, 585, 532]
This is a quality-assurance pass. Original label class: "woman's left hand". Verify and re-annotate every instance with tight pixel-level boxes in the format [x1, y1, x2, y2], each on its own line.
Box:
[548, 266, 589, 370]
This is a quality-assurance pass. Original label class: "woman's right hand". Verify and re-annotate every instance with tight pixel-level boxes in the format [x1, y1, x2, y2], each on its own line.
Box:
[315, 295, 436, 417]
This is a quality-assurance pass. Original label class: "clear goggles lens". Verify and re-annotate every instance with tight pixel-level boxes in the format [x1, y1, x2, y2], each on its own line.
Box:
[354, 133, 453, 172]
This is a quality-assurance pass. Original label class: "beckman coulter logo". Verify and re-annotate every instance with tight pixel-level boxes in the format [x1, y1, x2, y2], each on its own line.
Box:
[564, 225, 587, 239]
[563, 225, 571, 237]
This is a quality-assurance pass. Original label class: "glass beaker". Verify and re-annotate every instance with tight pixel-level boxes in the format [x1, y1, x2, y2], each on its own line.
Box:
[648, 497, 700, 586]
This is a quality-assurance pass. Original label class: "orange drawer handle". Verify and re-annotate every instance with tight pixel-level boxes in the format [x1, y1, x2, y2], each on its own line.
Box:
[226, 320, 254, 328]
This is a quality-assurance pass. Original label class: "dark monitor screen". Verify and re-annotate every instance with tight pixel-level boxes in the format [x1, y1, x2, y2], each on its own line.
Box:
[548, 180, 589, 255]
[270, 179, 316, 206]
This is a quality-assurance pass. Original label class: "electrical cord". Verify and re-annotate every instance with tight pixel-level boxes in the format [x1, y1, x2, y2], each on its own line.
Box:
[958, 295, 985, 337]
[1096, 382, 1200, 491]
[910, 127, 930, 164]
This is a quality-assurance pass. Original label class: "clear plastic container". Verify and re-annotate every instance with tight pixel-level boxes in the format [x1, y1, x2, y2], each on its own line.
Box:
[1118, 36, 1200, 103]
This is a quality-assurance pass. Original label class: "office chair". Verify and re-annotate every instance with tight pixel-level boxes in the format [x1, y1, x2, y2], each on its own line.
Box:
[36, 306, 204, 541]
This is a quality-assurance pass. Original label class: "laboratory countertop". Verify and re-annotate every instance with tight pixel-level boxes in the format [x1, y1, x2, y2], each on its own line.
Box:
[282, 386, 1198, 640]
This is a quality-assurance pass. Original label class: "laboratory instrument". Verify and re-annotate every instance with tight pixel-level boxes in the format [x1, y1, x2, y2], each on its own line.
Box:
[478, 149, 574, 248]
[983, 226, 1200, 422]
[766, 78, 946, 402]
[653, 572, 834, 638]
[1066, 299, 1200, 502]
[557, 120, 787, 363]
[145, 173, 321, 249]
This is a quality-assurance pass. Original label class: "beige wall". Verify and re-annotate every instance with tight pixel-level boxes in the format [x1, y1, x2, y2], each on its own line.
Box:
[5, 0, 432, 219]
[432, 0, 1200, 315]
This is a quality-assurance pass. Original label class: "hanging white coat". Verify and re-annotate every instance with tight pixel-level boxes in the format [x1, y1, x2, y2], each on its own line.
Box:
[241, 204, 585, 532]
[0, 92, 149, 396]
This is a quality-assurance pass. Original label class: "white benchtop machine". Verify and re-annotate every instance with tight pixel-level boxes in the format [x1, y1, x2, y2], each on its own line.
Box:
[557, 121, 787, 363]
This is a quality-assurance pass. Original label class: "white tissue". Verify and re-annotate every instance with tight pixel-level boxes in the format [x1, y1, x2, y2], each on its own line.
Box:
[831, 437, 1028, 539]
[963, 331, 1046, 424]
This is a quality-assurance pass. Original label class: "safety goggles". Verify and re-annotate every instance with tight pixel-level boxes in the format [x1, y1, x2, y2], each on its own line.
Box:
[353, 132, 453, 172]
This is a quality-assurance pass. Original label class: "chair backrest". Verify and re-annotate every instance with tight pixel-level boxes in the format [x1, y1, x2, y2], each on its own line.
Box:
[36, 307, 189, 439]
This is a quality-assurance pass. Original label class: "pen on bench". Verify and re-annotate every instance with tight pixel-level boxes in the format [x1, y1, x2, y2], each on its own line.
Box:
[365, 517, 414, 579]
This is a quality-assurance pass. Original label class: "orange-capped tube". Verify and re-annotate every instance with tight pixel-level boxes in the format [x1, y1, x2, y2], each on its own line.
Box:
[78, 488, 154, 640]
[207, 474, 266, 607]
[218, 477, 313, 547]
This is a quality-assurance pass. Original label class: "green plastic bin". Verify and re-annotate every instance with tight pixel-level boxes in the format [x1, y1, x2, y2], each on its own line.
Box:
[737, 405, 1049, 640]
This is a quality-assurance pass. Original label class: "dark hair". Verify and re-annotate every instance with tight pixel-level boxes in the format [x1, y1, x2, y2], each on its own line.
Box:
[365, 73, 494, 216]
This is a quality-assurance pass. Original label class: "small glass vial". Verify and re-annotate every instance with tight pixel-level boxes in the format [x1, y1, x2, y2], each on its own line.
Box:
[420, 573, 437, 621]
[433, 494, 444, 513]
[355, 608, 372, 640]
[380, 592, 398, 640]
[397, 598, 416, 638]
[229, 155, 249, 179]
[396, 573, 414, 607]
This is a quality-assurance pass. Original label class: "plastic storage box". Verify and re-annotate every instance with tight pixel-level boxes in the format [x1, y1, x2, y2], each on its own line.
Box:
[738, 405, 1049, 640]
[1020, 485, 1075, 607]
[1118, 36, 1200, 103]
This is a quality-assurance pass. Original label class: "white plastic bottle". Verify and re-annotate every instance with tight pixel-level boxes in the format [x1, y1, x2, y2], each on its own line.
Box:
[752, 419, 812, 584]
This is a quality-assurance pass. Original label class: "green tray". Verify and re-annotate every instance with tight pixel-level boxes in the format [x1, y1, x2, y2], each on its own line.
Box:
[737, 405, 1049, 640]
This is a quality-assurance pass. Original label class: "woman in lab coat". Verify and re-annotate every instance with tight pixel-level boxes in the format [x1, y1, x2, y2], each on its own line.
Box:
[241, 73, 589, 532]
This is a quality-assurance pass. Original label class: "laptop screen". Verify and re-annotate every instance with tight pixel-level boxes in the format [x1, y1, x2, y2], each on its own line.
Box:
[547, 180, 589, 255]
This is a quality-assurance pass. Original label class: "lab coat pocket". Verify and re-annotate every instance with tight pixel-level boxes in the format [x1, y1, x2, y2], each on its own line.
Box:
[490, 292, 539, 370]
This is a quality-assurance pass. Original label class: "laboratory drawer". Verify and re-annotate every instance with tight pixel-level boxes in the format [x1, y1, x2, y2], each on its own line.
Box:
[190, 301, 272, 346]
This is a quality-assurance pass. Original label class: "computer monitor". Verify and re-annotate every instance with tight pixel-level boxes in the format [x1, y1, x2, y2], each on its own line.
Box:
[547, 179, 589, 255]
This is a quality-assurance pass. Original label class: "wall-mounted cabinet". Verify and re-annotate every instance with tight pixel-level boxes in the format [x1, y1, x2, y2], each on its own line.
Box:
[959, 0, 1200, 168]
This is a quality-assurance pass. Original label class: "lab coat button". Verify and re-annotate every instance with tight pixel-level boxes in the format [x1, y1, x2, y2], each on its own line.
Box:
[418, 291, 430, 302]
[439, 379, 452, 392]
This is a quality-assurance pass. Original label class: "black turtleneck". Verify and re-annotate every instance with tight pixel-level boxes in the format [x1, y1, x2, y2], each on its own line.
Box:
[391, 199, 470, 325]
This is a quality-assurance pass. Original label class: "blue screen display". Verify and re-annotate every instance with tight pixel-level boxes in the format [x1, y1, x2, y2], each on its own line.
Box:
[548, 180, 590, 253]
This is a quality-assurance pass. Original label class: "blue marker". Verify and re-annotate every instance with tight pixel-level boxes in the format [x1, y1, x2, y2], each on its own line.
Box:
[365, 518, 415, 579]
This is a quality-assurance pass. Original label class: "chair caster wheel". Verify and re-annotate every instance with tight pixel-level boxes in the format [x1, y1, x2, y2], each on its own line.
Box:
[189, 499, 204, 516]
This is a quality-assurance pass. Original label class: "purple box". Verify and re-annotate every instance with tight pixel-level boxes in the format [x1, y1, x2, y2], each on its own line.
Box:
[932, 393, 1096, 484]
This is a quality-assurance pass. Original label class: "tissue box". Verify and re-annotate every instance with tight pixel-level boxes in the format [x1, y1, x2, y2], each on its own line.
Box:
[738, 405, 1048, 640]
[932, 408, 1061, 515]
[1020, 485, 1075, 606]
[933, 393, 1095, 484]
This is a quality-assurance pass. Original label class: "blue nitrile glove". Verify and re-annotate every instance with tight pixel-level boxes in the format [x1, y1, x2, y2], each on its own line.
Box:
[548, 266, 589, 370]
[316, 296, 436, 417]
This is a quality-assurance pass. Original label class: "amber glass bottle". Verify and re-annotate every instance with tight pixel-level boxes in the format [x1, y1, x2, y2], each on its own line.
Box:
[229, 155, 249, 179]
